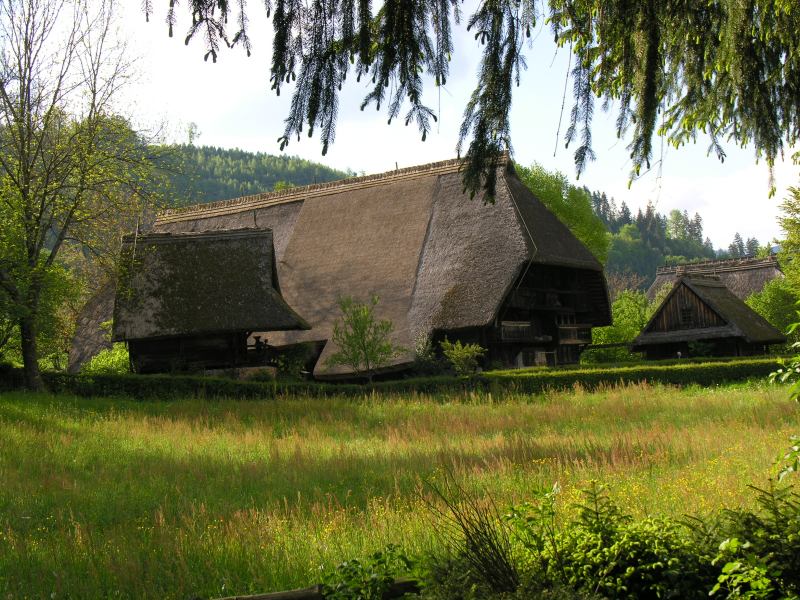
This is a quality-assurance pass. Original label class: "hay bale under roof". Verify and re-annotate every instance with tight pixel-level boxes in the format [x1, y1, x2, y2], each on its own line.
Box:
[149, 157, 610, 378]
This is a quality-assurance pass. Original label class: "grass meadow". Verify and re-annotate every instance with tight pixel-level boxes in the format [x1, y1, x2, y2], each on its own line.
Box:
[0, 382, 798, 599]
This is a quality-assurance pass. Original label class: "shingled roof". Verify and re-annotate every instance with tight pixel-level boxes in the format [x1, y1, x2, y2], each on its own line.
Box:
[112, 228, 308, 342]
[153, 158, 608, 377]
[647, 256, 783, 300]
[633, 275, 785, 348]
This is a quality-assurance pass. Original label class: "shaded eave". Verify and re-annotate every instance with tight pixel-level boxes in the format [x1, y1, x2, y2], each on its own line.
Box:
[122, 323, 309, 344]
[112, 227, 310, 342]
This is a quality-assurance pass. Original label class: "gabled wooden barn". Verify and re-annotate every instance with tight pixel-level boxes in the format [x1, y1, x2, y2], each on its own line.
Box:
[150, 157, 611, 378]
[632, 275, 785, 359]
[647, 256, 783, 300]
[112, 228, 308, 373]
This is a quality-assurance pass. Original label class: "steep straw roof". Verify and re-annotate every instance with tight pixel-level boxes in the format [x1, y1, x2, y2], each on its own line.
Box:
[148, 158, 608, 377]
[633, 275, 785, 348]
[112, 228, 308, 342]
[647, 256, 783, 300]
[68, 281, 114, 373]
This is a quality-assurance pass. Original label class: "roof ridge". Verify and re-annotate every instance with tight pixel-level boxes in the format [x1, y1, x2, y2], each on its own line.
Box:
[655, 255, 778, 275]
[157, 155, 509, 223]
[122, 227, 272, 245]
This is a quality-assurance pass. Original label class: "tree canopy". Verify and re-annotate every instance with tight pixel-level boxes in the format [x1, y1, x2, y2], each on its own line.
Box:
[516, 162, 609, 264]
[167, 145, 352, 205]
[148, 0, 800, 197]
[0, 0, 168, 388]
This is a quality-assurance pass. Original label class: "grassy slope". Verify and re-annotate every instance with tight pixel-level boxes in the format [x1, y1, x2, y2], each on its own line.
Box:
[0, 383, 798, 598]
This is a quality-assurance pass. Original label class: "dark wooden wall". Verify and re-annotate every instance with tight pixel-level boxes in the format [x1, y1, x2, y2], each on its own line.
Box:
[647, 284, 725, 332]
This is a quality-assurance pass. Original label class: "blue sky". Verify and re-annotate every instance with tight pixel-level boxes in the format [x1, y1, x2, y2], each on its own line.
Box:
[123, 3, 798, 249]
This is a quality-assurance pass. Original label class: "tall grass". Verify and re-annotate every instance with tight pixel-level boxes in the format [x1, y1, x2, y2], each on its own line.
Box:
[0, 382, 797, 598]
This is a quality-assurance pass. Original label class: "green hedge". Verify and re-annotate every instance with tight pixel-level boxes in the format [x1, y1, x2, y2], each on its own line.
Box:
[479, 357, 781, 394]
[0, 356, 781, 400]
[37, 372, 366, 400]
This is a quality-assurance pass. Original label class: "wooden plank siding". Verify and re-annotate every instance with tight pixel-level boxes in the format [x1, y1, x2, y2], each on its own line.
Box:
[647, 284, 726, 332]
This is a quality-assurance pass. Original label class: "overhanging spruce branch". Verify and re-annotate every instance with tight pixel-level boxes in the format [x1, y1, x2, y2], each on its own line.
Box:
[154, 0, 800, 198]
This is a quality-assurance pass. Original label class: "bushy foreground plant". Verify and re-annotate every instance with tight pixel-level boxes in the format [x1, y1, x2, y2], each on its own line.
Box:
[505, 484, 712, 599]
[320, 545, 416, 599]
[413, 480, 800, 600]
[439, 338, 486, 376]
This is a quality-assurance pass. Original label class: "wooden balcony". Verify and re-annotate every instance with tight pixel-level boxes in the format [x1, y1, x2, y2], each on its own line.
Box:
[498, 321, 553, 343]
[506, 288, 589, 312]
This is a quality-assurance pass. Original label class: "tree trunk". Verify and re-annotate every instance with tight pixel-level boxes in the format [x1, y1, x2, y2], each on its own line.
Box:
[20, 315, 45, 391]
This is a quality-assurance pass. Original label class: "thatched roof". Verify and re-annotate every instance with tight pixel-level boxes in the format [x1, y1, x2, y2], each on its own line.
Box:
[68, 281, 114, 373]
[153, 158, 608, 377]
[647, 256, 783, 300]
[633, 275, 785, 348]
[112, 228, 308, 342]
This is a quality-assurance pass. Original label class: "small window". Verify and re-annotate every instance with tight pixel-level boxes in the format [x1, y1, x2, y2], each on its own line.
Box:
[680, 307, 694, 327]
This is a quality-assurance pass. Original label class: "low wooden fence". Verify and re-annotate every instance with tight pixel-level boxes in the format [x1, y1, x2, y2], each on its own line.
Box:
[212, 578, 419, 600]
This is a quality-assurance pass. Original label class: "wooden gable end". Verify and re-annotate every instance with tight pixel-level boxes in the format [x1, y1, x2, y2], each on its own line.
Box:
[646, 283, 726, 333]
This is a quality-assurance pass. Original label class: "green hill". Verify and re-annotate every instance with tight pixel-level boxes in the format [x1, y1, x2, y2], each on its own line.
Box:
[168, 145, 354, 206]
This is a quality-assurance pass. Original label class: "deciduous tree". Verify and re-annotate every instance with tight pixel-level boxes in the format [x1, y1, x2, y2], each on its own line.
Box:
[0, 0, 164, 389]
[517, 162, 609, 264]
[326, 295, 401, 382]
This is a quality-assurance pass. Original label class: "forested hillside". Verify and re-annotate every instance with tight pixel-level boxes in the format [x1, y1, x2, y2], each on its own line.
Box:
[168, 145, 355, 205]
[589, 191, 766, 288]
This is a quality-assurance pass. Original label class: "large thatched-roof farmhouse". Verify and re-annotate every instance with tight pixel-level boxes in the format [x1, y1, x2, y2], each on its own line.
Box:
[143, 157, 610, 378]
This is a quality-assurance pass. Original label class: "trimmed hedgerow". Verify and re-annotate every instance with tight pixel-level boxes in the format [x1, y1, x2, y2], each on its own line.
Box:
[479, 358, 780, 394]
[39, 372, 363, 401]
[0, 357, 779, 400]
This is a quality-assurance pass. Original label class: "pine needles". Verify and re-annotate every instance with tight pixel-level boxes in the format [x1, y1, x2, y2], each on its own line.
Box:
[154, 0, 800, 198]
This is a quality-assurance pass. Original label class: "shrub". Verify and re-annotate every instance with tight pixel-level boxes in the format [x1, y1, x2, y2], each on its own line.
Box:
[709, 483, 800, 597]
[274, 342, 317, 380]
[559, 487, 709, 598]
[410, 333, 446, 376]
[496, 481, 799, 600]
[326, 296, 403, 383]
[320, 545, 415, 599]
[81, 343, 130, 375]
[440, 338, 486, 376]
